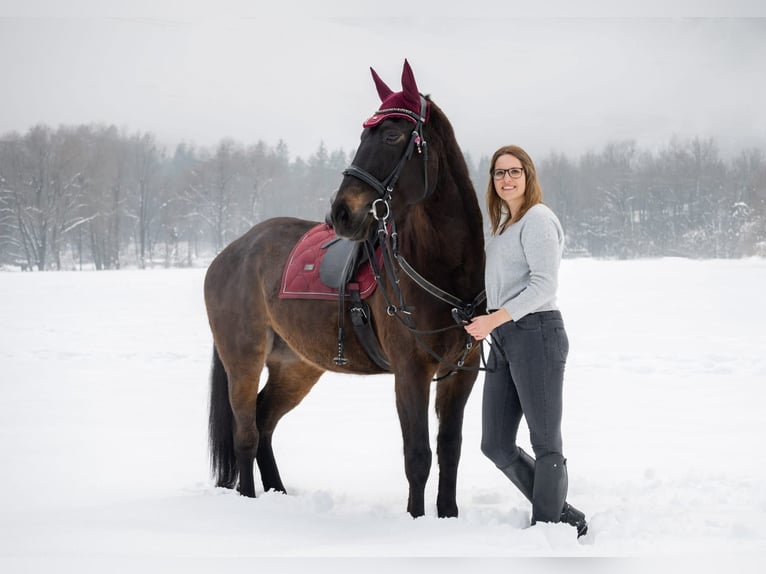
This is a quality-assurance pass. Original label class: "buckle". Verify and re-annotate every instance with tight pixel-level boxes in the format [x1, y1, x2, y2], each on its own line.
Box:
[350, 305, 368, 326]
[451, 307, 471, 325]
[370, 198, 390, 221]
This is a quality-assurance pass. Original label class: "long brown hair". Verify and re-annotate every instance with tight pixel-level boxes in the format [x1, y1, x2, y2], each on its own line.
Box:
[485, 145, 544, 235]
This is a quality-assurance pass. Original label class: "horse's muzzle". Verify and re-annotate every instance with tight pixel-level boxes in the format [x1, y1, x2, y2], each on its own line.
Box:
[330, 197, 373, 241]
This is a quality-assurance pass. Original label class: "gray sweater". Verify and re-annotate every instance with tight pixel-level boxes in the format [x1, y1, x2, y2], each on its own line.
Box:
[485, 203, 564, 321]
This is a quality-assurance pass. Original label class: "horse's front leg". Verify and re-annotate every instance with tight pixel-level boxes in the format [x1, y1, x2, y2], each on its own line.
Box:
[434, 365, 478, 517]
[393, 369, 433, 518]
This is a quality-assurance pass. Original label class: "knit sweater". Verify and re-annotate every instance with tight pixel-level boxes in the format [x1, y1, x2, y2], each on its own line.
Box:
[484, 203, 565, 321]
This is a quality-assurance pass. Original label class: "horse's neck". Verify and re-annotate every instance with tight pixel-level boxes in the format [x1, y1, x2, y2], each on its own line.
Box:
[397, 183, 485, 298]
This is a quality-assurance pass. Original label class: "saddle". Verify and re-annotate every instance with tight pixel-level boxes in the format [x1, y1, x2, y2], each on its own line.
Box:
[279, 223, 379, 301]
[279, 223, 390, 371]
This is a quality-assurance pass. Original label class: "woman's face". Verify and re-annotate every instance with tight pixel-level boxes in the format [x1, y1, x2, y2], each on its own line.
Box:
[493, 153, 526, 210]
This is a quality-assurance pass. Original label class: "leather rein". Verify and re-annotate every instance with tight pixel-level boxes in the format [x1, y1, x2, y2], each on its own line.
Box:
[341, 96, 487, 379]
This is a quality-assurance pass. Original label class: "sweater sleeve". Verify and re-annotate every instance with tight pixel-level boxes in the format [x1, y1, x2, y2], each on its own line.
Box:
[501, 208, 563, 321]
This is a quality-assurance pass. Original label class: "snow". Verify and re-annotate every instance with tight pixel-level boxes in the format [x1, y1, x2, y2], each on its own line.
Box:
[1, 258, 765, 572]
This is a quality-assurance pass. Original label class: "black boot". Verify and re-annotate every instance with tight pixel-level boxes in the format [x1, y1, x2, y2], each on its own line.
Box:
[499, 448, 588, 537]
[561, 502, 589, 538]
[532, 452, 568, 523]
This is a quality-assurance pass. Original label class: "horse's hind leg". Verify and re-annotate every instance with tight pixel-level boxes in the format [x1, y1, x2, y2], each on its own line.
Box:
[256, 348, 324, 493]
[434, 368, 477, 517]
[227, 361, 266, 498]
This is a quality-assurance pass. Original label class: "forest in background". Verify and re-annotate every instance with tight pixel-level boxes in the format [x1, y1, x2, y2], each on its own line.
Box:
[1, 123, 765, 271]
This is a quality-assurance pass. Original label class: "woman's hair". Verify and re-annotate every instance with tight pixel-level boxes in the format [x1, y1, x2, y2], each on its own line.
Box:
[485, 145, 544, 235]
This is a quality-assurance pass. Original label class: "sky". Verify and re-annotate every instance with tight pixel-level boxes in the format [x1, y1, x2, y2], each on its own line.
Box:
[1, 1, 765, 162]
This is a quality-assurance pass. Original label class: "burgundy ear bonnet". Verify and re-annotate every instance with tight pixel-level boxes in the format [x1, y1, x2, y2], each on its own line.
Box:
[363, 59, 430, 128]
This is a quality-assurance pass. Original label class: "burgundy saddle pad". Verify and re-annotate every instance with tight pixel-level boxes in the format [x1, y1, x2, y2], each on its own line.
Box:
[279, 223, 380, 301]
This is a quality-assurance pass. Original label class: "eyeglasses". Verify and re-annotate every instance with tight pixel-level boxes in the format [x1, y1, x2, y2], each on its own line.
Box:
[492, 168, 524, 180]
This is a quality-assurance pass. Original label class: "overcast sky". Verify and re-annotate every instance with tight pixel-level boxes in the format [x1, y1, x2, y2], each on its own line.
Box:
[1, 1, 765, 162]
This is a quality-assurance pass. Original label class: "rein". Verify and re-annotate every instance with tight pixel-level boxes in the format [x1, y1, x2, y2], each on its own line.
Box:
[341, 97, 488, 380]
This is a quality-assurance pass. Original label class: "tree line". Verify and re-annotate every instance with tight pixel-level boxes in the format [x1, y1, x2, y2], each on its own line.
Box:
[1, 124, 764, 270]
[535, 140, 766, 259]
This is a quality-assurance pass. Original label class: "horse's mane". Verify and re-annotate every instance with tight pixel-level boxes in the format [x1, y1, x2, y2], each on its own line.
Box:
[423, 96, 483, 227]
[399, 96, 485, 283]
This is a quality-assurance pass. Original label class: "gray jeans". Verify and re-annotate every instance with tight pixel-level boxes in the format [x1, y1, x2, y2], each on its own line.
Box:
[481, 310, 569, 468]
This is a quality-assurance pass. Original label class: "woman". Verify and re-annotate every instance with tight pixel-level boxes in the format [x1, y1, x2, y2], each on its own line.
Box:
[465, 145, 588, 537]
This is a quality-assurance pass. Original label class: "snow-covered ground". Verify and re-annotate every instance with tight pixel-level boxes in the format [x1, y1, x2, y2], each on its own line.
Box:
[1, 258, 764, 572]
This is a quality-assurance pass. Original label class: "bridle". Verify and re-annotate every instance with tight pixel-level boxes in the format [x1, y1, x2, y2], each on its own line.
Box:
[343, 96, 432, 206]
[340, 96, 488, 379]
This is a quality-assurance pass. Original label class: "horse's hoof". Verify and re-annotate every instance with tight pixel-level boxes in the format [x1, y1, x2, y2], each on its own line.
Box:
[236, 484, 256, 498]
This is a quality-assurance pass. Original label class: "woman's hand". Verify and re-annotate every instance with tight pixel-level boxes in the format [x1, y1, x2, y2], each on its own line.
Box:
[464, 309, 511, 340]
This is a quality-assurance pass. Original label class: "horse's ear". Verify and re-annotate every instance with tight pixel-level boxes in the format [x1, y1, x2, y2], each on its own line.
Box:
[400, 59, 420, 102]
[370, 67, 394, 102]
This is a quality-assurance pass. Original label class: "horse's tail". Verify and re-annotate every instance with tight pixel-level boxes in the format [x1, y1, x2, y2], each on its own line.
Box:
[208, 345, 238, 488]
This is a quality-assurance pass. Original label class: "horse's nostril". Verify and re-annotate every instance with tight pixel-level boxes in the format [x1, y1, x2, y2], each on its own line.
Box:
[331, 202, 350, 228]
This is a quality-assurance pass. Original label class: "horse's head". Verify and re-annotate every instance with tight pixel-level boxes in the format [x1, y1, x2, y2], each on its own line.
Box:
[330, 60, 435, 241]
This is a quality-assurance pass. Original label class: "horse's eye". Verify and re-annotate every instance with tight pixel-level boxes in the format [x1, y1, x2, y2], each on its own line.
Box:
[383, 131, 402, 144]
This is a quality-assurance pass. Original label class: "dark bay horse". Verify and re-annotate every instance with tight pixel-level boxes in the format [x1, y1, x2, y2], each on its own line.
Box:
[204, 60, 486, 518]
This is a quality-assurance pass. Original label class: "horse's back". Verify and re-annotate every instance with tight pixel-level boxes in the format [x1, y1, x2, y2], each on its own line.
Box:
[205, 217, 316, 301]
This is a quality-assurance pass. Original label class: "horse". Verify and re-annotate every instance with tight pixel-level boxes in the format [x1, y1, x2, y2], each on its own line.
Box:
[204, 60, 486, 518]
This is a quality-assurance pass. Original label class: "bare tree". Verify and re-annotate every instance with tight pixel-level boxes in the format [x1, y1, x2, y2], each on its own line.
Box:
[0, 127, 86, 269]
[80, 125, 131, 269]
[125, 133, 163, 268]
[730, 148, 766, 255]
